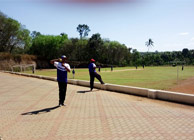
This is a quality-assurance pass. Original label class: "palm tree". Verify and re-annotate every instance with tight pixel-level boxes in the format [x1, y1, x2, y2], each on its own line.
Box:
[145, 38, 154, 52]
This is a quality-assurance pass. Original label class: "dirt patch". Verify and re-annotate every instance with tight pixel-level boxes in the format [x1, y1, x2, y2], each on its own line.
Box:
[168, 77, 194, 94]
[0, 53, 50, 70]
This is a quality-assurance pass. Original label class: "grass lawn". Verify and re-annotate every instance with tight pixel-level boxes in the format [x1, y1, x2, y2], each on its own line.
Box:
[24, 66, 194, 90]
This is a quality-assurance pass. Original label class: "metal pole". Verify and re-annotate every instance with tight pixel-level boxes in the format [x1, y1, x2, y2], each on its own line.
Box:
[177, 65, 179, 82]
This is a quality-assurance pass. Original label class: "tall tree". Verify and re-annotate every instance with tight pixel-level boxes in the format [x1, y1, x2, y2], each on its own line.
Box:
[0, 11, 31, 53]
[76, 24, 90, 39]
[87, 33, 103, 60]
[182, 48, 189, 58]
[145, 38, 154, 52]
[31, 31, 41, 39]
[132, 49, 141, 66]
[29, 35, 68, 60]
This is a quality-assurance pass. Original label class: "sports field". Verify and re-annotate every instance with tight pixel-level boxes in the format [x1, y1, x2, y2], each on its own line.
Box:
[24, 66, 194, 90]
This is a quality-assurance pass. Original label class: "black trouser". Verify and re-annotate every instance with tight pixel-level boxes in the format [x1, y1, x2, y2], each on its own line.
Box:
[58, 82, 67, 104]
[89, 72, 104, 90]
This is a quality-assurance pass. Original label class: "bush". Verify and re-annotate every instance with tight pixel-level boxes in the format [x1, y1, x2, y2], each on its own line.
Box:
[0, 53, 38, 70]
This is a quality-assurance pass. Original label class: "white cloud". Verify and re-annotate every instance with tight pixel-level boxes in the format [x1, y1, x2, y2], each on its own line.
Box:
[191, 37, 194, 41]
[178, 32, 189, 36]
[186, 42, 194, 46]
[165, 43, 183, 47]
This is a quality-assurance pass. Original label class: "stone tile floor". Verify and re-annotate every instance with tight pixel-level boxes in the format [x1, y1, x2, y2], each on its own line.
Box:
[0, 72, 194, 140]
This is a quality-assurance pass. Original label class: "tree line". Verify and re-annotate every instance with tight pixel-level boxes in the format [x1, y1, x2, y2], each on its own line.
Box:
[0, 11, 194, 67]
[29, 32, 131, 66]
[132, 48, 194, 66]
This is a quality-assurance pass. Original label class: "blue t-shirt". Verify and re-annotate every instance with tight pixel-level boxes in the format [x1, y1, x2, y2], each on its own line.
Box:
[88, 63, 96, 73]
[54, 62, 71, 83]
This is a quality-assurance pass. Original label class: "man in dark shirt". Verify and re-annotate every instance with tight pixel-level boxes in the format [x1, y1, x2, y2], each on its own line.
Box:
[88, 59, 104, 91]
[50, 55, 71, 106]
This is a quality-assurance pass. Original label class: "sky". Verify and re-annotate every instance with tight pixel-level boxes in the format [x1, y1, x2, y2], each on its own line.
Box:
[0, 0, 194, 52]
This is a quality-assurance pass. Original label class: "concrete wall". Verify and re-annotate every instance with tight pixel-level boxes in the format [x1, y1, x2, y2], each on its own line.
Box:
[3, 71, 194, 105]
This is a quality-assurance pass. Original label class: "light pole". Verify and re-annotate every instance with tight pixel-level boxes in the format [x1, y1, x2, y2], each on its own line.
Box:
[171, 60, 185, 82]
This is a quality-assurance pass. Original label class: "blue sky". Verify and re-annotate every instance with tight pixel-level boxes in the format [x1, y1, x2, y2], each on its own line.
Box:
[0, 0, 194, 52]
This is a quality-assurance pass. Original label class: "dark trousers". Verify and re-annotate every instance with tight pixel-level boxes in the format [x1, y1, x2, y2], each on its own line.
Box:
[89, 72, 104, 90]
[58, 82, 67, 104]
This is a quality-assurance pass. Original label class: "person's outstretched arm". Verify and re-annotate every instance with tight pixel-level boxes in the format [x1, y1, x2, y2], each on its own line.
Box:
[50, 59, 59, 64]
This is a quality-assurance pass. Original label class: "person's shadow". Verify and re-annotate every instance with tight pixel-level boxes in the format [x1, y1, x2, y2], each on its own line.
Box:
[77, 89, 100, 93]
[77, 90, 91, 94]
[21, 105, 59, 115]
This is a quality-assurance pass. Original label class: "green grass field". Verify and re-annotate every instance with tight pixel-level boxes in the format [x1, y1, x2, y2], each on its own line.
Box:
[24, 66, 194, 90]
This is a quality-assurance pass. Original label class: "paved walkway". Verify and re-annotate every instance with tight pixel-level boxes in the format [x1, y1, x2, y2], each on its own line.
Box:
[0, 72, 194, 140]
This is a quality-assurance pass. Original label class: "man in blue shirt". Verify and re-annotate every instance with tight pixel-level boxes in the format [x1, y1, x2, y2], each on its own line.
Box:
[50, 55, 71, 106]
[88, 59, 104, 91]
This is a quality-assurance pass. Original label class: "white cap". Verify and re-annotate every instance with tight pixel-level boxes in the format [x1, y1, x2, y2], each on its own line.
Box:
[61, 55, 67, 59]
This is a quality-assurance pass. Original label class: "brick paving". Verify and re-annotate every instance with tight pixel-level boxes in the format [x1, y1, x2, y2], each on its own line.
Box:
[0, 72, 194, 140]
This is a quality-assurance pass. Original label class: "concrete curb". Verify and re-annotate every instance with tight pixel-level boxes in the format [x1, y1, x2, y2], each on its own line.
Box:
[3, 71, 194, 105]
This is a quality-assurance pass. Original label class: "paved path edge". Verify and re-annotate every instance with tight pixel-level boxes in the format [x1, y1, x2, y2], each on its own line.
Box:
[2, 71, 194, 106]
